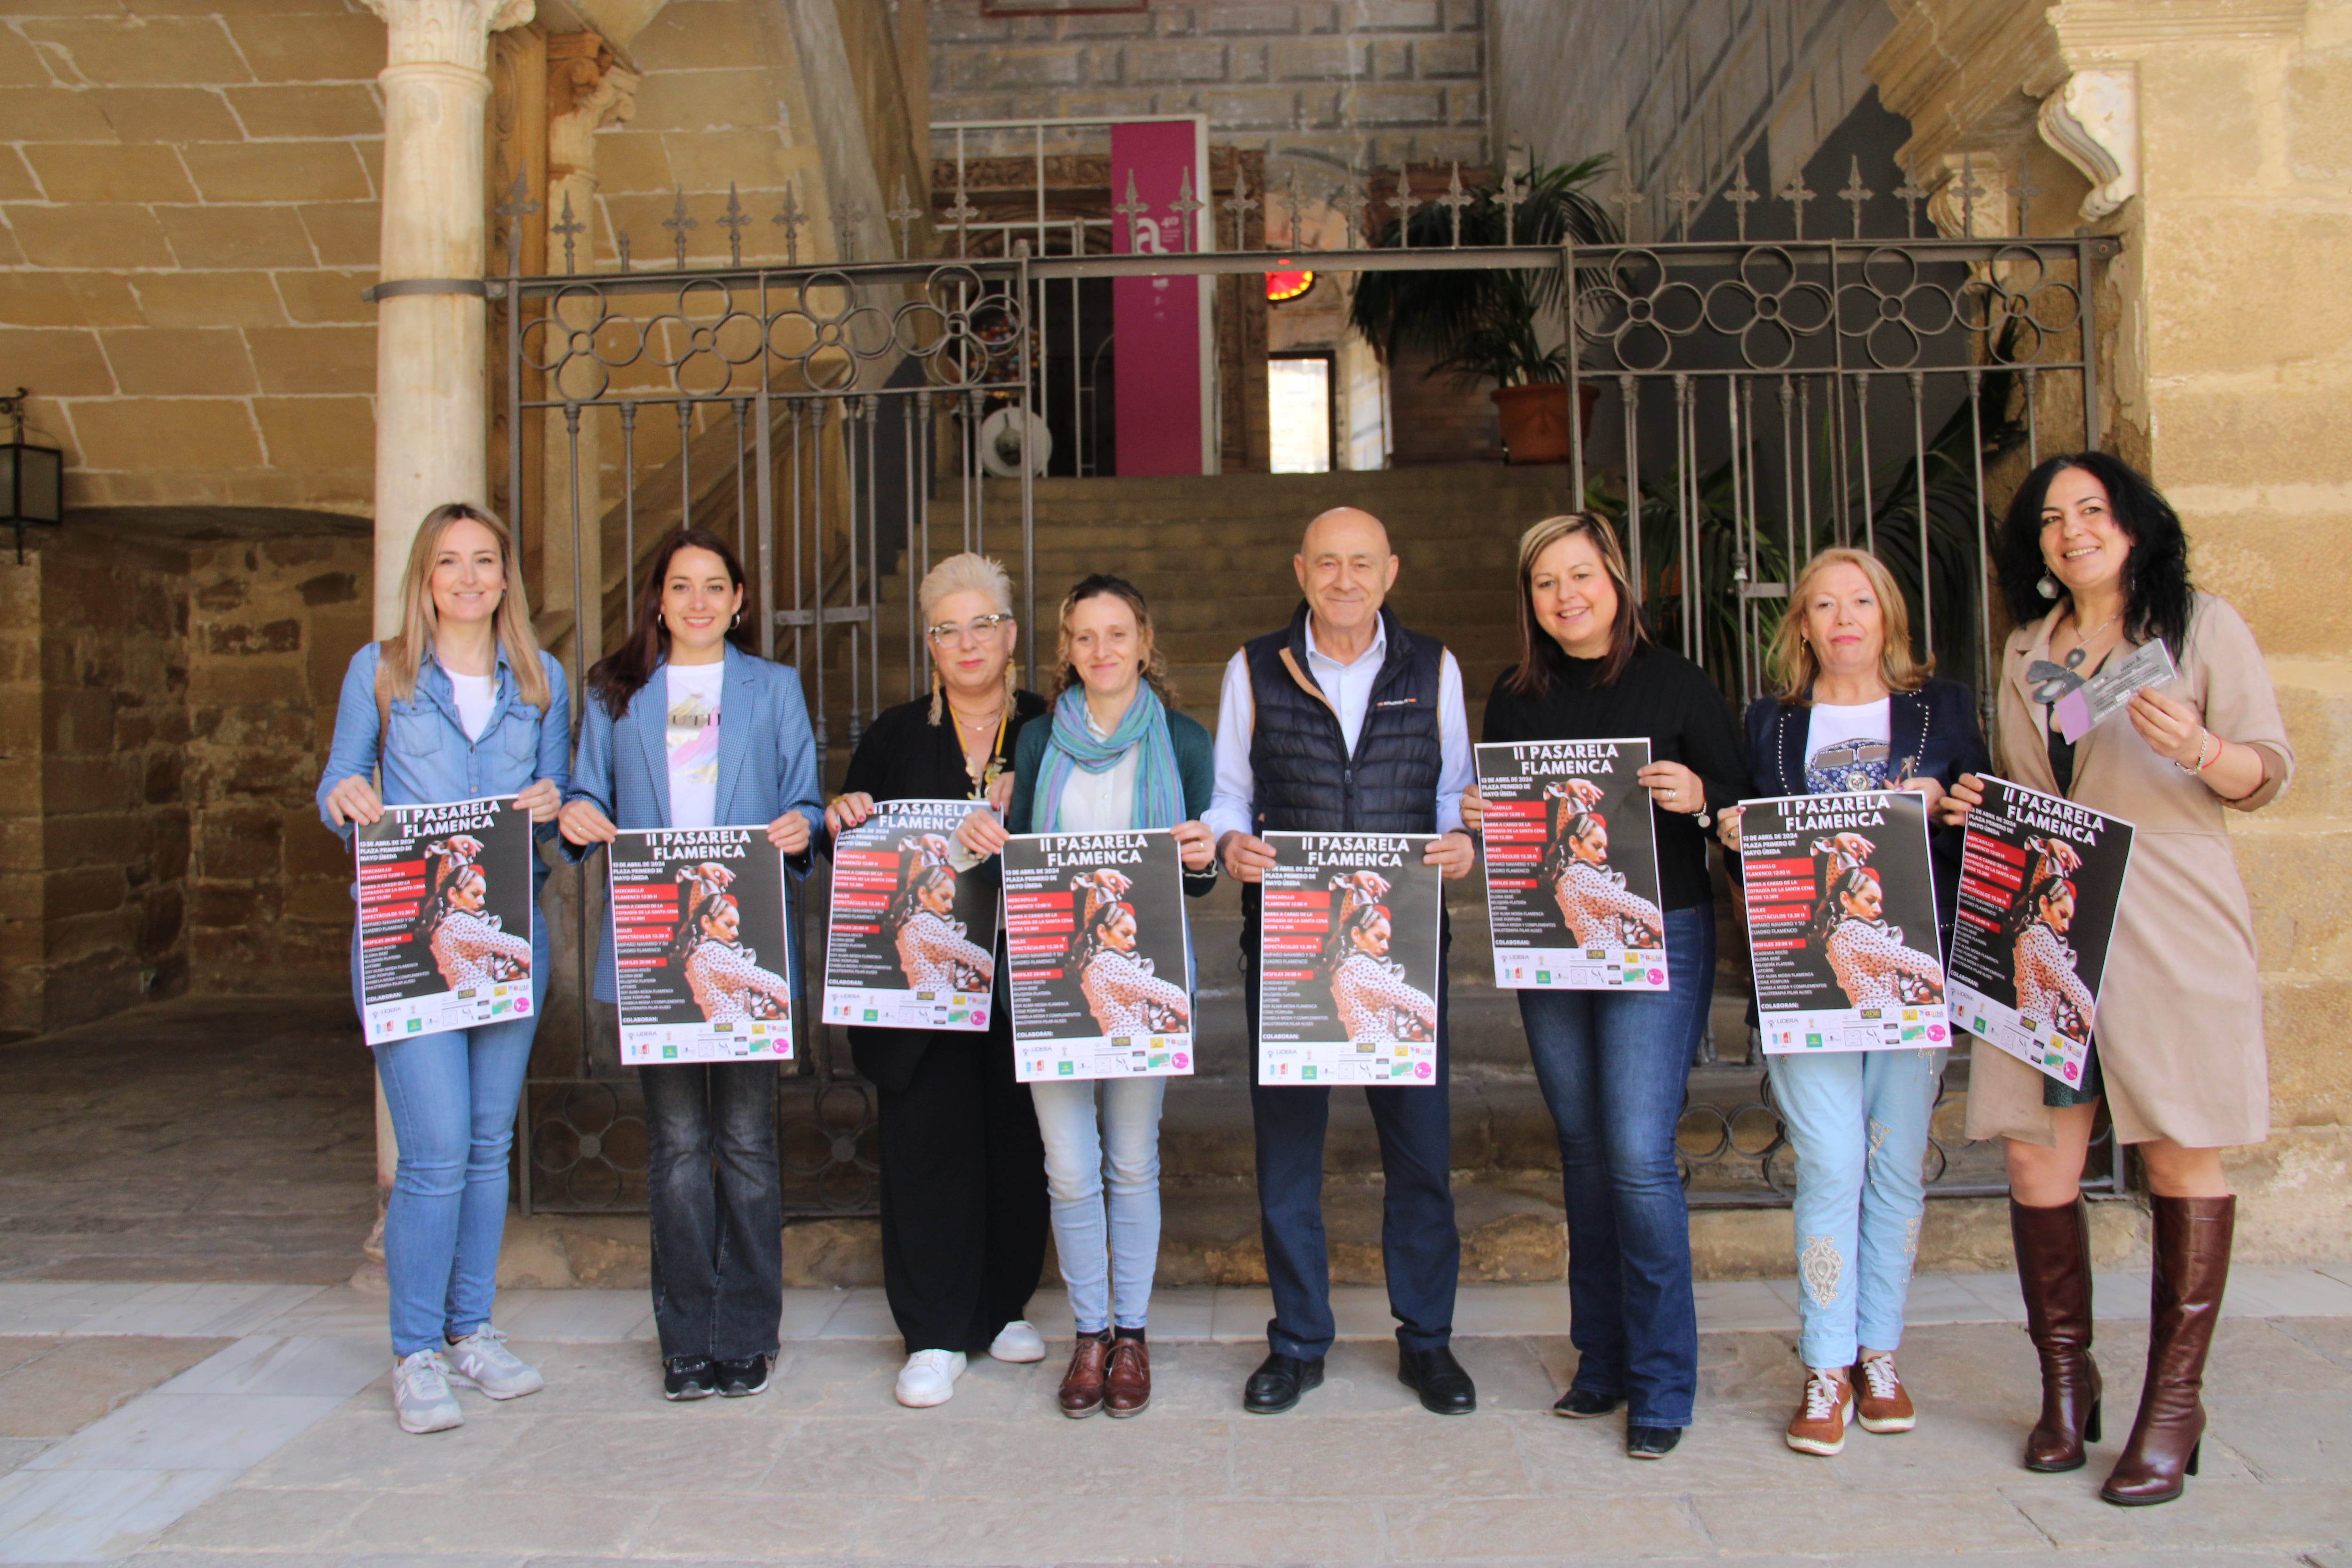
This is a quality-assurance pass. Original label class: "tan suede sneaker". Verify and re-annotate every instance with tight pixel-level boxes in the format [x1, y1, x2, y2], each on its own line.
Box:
[1785, 1366, 1854, 1457]
[1853, 1353, 1916, 1433]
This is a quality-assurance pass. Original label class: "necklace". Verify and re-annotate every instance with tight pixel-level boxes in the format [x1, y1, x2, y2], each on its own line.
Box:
[2059, 605, 2122, 670]
[949, 703, 1004, 733]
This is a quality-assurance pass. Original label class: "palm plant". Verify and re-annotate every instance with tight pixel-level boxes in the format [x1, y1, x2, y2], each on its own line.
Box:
[1346, 156, 1617, 389]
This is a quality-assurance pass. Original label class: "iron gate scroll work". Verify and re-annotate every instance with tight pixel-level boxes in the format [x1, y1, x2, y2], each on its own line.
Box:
[503, 151, 2122, 1213]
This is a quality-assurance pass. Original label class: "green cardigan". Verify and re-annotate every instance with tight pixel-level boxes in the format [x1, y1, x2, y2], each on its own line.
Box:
[1005, 697, 1218, 898]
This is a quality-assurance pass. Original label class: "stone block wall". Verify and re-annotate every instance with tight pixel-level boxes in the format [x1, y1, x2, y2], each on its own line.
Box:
[927, 0, 1488, 176]
[0, 0, 385, 517]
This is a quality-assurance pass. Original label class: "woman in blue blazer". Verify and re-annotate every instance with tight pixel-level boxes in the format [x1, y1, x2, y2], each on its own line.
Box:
[559, 527, 824, 1403]
[1721, 547, 1990, 1457]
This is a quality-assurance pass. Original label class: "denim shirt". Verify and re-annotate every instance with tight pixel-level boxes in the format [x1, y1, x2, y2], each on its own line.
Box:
[315, 640, 572, 891]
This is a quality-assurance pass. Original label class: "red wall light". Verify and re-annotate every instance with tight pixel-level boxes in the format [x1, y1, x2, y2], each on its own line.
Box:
[1266, 268, 1315, 302]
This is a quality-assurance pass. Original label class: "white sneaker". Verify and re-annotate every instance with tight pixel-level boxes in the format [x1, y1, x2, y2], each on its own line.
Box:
[445, 1325, 544, 1401]
[393, 1349, 464, 1434]
[894, 1348, 967, 1408]
[988, 1320, 1046, 1363]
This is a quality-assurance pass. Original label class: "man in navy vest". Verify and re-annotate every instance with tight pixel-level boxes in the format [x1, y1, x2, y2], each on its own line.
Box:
[1206, 506, 1478, 1415]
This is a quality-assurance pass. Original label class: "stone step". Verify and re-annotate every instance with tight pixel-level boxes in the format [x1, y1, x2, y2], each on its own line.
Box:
[874, 589, 1520, 638]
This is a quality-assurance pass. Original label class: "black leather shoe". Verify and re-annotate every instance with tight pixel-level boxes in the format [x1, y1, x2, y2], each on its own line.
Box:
[1243, 1352, 1325, 1414]
[1626, 1424, 1682, 1459]
[714, 1353, 770, 1397]
[1553, 1388, 1623, 1419]
[1398, 1346, 1478, 1415]
[662, 1355, 716, 1401]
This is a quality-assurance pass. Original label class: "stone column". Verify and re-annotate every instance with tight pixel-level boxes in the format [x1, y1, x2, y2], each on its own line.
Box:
[358, 0, 536, 1288]
[364, 0, 538, 633]
[541, 35, 639, 667]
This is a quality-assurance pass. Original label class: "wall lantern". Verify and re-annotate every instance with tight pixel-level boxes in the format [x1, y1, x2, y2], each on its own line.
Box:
[1266, 266, 1315, 302]
[0, 390, 62, 564]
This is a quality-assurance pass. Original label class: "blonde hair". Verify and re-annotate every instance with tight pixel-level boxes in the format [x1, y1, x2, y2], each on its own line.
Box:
[1051, 573, 1175, 705]
[1769, 547, 1933, 702]
[382, 503, 551, 710]
[918, 551, 1017, 724]
[1505, 513, 1650, 694]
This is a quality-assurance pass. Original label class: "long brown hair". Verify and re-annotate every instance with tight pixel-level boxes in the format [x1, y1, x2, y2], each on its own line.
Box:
[381, 502, 551, 710]
[1768, 548, 1933, 703]
[1052, 573, 1176, 705]
[1505, 513, 1649, 695]
[587, 527, 747, 719]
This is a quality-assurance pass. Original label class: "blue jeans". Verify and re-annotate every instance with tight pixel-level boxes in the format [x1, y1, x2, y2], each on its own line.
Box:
[1765, 1045, 1946, 1368]
[1030, 1075, 1166, 1333]
[1519, 903, 1714, 1427]
[1246, 919, 1458, 1361]
[370, 925, 546, 1358]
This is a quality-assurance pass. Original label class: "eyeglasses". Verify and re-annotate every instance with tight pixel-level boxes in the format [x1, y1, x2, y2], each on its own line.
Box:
[926, 613, 1012, 645]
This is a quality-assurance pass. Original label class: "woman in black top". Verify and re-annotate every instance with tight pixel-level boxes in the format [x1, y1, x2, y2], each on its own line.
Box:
[824, 552, 1049, 1410]
[1462, 513, 1750, 1459]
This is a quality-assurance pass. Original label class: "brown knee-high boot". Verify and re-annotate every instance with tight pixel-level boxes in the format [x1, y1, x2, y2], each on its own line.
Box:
[2102, 1194, 2234, 1506]
[2010, 1195, 2102, 1472]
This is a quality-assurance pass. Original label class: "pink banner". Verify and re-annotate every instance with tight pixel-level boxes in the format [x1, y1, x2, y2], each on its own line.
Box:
[1111, 121, 1204, 476]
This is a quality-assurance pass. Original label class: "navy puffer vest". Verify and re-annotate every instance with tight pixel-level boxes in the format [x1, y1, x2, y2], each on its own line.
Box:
[1243, 603, 1444, 835]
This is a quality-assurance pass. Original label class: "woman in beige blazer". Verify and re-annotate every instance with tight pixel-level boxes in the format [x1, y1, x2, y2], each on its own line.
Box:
[1943, 452, 2291, 1509]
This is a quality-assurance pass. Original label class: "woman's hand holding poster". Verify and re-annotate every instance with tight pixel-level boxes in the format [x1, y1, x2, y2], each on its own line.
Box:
[355, 798, 534, 1043]
[1947, 777, 2134, 1090]
[1003, 831, 1193, 1082]
[1477, 739, 1668, 992]
[1258, 833, 1443, 1087]
[823, 799, 999, 1032]
[610, 827, 794, 1064]
[1739, 791, 1951, 1054]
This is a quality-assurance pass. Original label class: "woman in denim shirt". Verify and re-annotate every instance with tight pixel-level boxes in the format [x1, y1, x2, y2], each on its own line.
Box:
[316, 503, 570, 1436]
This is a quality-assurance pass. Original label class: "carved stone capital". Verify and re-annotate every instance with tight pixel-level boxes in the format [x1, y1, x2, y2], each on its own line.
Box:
[362, 0, 535, 74]
[546, 33, 637, 183]
[2038, 68, 2139, 221]
[1926, 152, 2014, 240]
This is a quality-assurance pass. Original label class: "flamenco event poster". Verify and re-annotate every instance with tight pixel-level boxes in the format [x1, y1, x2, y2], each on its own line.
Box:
[823, 798, 999, 1032]
[1738, 791, 1951, 1055]
[1476, 738, 1669, 992]
[608, 827, 794, 1066]
[1947, 776, 2135, 1090]
[1257, 833, 1443, 1087]
[355, 797, 535, 1042]
[1002, 830, 1194, 1083]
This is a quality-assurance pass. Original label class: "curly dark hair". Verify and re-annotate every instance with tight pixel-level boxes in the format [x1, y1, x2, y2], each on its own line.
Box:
[1993, 453, 2193, 657]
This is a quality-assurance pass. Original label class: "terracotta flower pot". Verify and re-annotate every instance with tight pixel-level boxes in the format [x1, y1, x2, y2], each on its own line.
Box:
[1490, 382, 1602, 465]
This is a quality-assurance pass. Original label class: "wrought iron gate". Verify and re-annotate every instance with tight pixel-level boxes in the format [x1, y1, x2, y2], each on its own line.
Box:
[502, 148, 2124, 1215]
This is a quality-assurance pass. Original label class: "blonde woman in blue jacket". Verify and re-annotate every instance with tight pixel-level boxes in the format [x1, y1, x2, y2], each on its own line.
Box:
[560, 527, 824, 1403]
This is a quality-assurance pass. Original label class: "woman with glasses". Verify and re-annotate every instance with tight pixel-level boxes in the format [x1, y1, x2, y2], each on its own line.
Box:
[826, 554, 1052, 1409]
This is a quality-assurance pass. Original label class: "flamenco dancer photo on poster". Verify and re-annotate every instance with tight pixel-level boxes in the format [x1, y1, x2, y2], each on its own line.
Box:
[1541, 779, 1665, 949]
[1068, 868, 1190, 1038]
[1807, 831, 1946, 1010]
[1319, 871, 1436, 1047]
[415, 834, 531, 992]
[671, 861, 791, 1027]
[886, 834, 993, 994]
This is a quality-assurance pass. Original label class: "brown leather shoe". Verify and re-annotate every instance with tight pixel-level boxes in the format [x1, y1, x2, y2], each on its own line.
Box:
[1058, 1334, 1108, 1418]
[2103, 1194, 2234, 1507]
[2011, 1195, 2103, 1472]
[1104, 1337, 1151, 1418]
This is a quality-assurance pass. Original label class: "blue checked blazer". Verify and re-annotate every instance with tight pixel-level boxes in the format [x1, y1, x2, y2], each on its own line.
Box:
[563, 641, 825, 1003]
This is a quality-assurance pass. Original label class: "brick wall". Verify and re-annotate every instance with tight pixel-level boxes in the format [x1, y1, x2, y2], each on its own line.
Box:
[0, 0, 386, 518]
[928, 0, 1487, 176]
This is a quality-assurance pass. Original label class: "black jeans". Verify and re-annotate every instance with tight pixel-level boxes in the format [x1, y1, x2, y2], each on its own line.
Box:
[876, 1008, 1049, 1355]
[639, 1061, 784, 1362]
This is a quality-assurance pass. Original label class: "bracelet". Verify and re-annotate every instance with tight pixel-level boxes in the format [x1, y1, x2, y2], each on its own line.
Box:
[2198, 732, 2223, 772]
[2175, 731, 2216, 774]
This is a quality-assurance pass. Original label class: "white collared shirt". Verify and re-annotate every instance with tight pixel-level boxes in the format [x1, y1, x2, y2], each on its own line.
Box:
[1052, 707, 1140, 833]
[1204, 614, 1471, 843]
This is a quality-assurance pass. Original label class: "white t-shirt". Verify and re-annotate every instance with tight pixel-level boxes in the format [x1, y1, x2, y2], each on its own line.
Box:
[1804, 698, 1893, 795]
[448, 670, 497, 742]
[665, 661, 724, 829]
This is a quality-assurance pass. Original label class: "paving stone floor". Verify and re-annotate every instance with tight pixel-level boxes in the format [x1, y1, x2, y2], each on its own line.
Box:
[0, 1277, 2347, 1567]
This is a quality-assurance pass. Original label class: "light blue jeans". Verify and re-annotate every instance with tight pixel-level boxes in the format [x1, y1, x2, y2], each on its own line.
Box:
[370, 925, 547, 1358]
[1030, 1075, 1166, 1334]
[1765, 1045, 1947, 1369]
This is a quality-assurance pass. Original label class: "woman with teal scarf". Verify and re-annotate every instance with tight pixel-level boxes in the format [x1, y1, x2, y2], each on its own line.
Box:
[959, 574, 1216, 1420]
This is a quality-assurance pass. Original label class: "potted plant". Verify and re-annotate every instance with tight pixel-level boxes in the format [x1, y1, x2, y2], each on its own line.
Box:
[1348, 156, 1617, 464]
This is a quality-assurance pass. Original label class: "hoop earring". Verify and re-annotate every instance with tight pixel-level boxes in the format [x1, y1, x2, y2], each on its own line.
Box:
[731, 609, 743, 629]
[2037, 572, 2061, 600]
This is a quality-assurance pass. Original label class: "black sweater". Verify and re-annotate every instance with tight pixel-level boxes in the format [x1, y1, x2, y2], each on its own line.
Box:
[1481, 639, 1752, 912]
